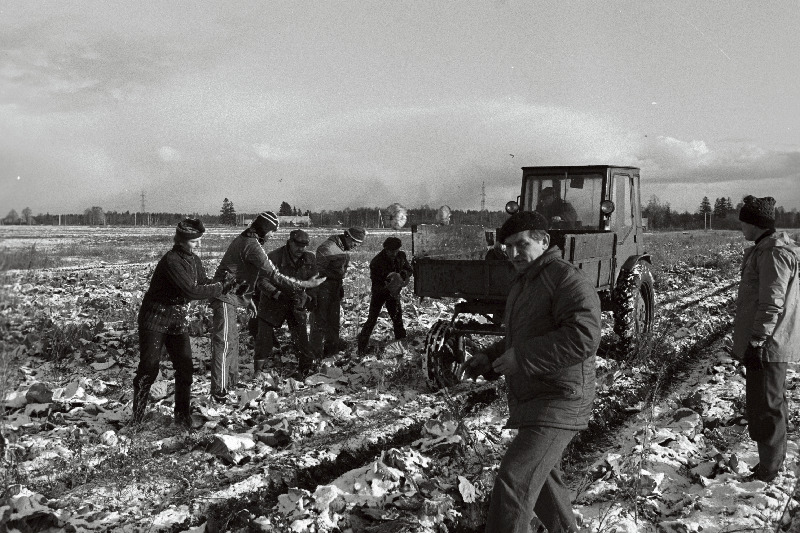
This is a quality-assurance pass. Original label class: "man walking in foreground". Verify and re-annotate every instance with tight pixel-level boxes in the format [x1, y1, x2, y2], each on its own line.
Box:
[254, 229, 318, 377]
[210, 212, 325, 402]
[460, 211, 600, 533]
[310, 226, 365, 358]
[733, 195, 799, 483]
[357, 236, 413, 355]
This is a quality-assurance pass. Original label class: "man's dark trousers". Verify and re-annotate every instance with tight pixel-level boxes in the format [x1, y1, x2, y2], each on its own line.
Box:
[255, 311, 313, 370]
[358, 292, 405, 350]
[310, 279, 342, 357]
[485, 426, 578, 533]
[133, 329, 193, 423]
[746, 362, 789, 476]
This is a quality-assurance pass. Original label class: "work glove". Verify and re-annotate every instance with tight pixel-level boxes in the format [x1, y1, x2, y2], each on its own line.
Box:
[385, 272, 404, 298]
[743, 343, 765, 371]
[234, 280, 250, 296]
[221, 271, 238, 294]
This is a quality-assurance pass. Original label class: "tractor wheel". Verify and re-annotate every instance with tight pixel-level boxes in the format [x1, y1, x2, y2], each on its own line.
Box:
[613, 261, 655, 350]
[422, 320, 466, 390]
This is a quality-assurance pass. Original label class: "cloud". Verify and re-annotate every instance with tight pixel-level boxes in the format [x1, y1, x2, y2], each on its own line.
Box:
[158, 146, 181, 162]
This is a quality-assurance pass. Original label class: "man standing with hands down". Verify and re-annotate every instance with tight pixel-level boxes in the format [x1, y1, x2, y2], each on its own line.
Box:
[460, 211, 601, 533]
[733, 196, 799, 483]
[211, 212, 325, 402]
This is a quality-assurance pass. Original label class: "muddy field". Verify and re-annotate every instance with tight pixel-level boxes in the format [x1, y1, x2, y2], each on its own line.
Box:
[1, 226, 798, 532]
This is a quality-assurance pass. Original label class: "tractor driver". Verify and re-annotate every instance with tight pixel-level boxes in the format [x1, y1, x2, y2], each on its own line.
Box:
[537, 186, 578, 226]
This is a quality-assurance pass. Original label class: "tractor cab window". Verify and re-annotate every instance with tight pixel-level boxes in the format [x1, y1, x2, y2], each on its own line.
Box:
[523, 173, 603, 229]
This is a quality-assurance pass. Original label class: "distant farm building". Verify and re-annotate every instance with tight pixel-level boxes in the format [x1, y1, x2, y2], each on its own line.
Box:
[279, 215, 311, 227]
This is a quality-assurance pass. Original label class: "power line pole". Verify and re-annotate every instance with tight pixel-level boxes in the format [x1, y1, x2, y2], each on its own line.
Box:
[140, 190, 146, 226]
[481, 181, 486, 211]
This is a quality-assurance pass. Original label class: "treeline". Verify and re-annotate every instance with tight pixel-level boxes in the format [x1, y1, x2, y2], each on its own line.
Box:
[2, 207, 510, 228]
[644, 196, 800, 230]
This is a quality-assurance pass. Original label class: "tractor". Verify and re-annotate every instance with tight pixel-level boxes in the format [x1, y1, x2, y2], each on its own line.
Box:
[412, 165, 655, 389]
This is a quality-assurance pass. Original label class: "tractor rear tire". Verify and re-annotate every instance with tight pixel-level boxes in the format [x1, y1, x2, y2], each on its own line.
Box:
[613, 261, 655, 352]
[422, 320, 465, 390]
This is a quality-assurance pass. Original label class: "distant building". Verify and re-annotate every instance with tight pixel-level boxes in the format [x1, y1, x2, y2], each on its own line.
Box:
[278, 215, 311, 227]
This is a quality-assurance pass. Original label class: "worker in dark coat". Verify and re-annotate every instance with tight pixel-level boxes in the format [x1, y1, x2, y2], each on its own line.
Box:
[460, 211, 601, 533]
[310, 226, 365, 358]
[357, 237, 413, 355]
[254, 229, 318, 376]
[210, 212, 325, 403]
[733, 196, 800, 482]
[133, 219, 237, 429]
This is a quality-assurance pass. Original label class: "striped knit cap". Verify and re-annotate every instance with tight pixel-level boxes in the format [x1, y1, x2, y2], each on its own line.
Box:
[252, 211, 279, 237]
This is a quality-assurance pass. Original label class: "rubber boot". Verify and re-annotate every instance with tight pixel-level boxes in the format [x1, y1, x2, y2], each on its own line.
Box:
[132, 383, 148, 424]
[357, 334, 369, 356]
[254, 359, 266, 374]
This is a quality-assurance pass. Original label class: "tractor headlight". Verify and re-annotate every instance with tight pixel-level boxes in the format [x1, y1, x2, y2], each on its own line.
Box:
[505, 201, 519, 214]
[600, 200, 615, 215]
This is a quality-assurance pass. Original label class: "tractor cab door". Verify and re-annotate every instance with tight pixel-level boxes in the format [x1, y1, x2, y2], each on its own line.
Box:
[607, 170, 644, 279]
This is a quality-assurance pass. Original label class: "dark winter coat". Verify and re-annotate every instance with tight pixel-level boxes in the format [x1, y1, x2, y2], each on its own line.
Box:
[733, 231, 800, 362]
[315, 235, 350, 281]
[486, 247, 601, 430]
[256, 245, 317, 327]
[369, 250, 413, 297]
[138, 245, 222, 334]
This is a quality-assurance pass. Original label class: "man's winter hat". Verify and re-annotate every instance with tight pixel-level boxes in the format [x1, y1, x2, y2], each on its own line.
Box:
[289, 229, 310, 246]
[383, 236, 402, 251]
[345, 226, 366, 243]
[175, 218, 205, 240]
[498, 211, 549, 244]
[252, 211, 279, 236]
[739, 195, 776, 229]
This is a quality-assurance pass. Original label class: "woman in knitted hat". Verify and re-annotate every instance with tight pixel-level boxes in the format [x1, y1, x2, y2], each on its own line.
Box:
[133, 218, 239, 430]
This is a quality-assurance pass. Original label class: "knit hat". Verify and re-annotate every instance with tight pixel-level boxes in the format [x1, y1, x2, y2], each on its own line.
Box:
[345, 226, 366, 243]
[383, 236, 402, 251]
[289, 229, 310, 246]
[175, 218, 205, 240]
[739, 196, 776, 229]
[252, 211, 279, 237]
[498, 211, 549, 244]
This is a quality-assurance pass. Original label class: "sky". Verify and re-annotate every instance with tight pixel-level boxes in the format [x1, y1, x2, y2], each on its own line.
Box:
[1, 1, 799, 217]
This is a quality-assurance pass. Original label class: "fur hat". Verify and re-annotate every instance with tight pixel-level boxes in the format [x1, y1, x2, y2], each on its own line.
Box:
[252, 211, 279, 237]
[175, 218, 205, 240]
[383, 236, 402, 251]
[739, 195, 776, 229]
[498, 211, 549, 244]
[289, 229, 310, 245]
[345, 226, 366, 243]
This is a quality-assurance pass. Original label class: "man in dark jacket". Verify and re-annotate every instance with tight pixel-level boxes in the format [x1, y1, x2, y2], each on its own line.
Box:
[310, 226, 365, 358]
[733, 196, 799, 483]
[357, 237, 413, 355]
[134, 218, 237, 428]
[210, 212, 325, 402]
[460, 211, 601, 533]
[254, 229, 318, 376]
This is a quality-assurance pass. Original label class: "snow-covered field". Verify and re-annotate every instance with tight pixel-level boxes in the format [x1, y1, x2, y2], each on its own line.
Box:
[1, 228, 798, 532]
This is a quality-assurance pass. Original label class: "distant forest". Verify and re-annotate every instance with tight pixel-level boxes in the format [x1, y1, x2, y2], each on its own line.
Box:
[3, 195, 800, 229]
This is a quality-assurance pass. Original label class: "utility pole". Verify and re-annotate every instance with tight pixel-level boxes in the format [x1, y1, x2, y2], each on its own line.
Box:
[480, 181, 486, 211]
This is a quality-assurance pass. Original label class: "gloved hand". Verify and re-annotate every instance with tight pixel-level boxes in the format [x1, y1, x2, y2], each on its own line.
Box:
[385, 272, 405, 298]
[221, 271, 238, 294]
[234, 280, 250, 296]
[304, 293, 315, 311]
[743, 343, 765, 371]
